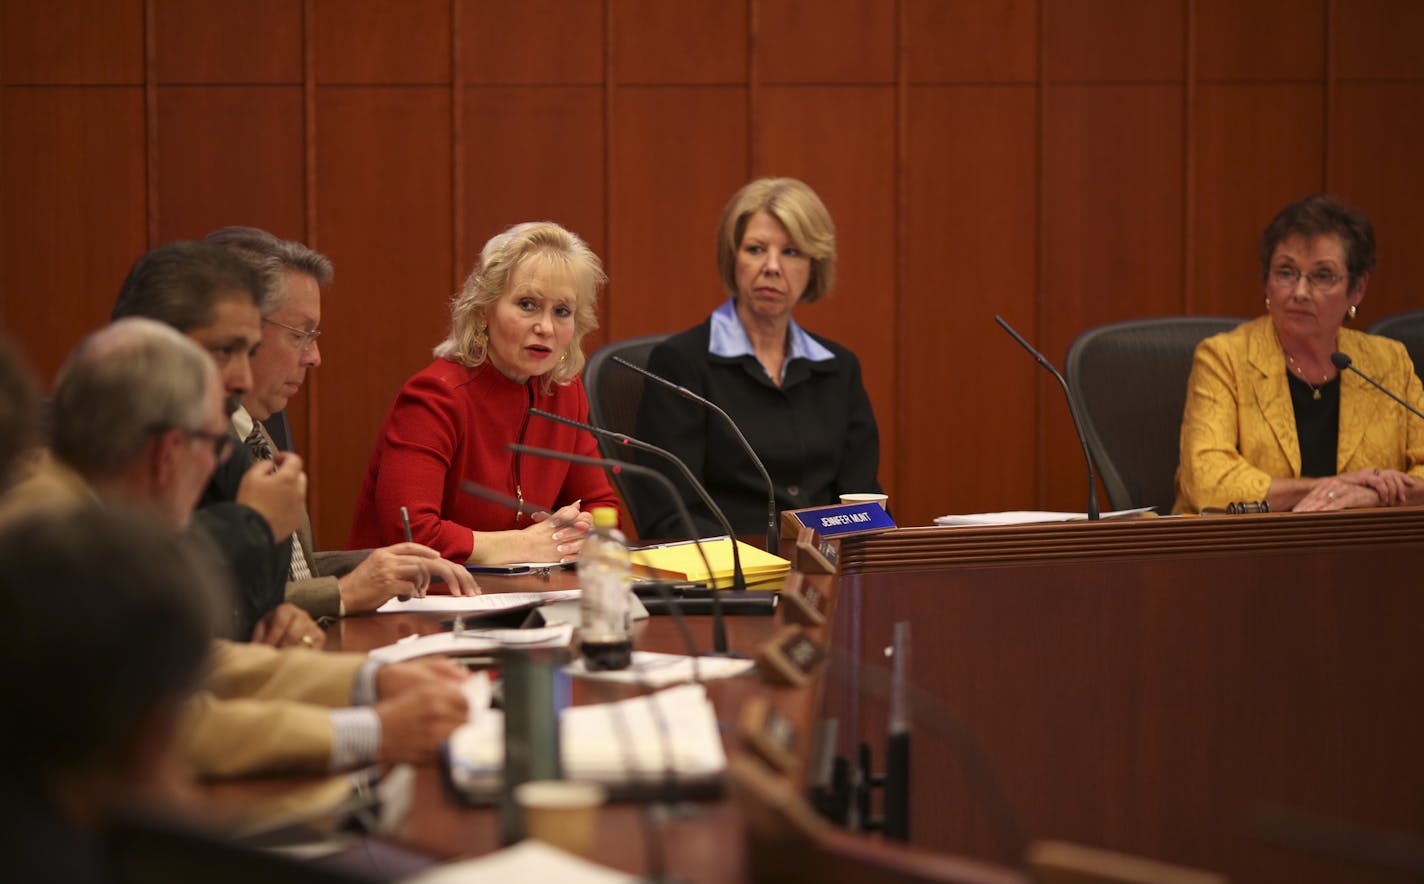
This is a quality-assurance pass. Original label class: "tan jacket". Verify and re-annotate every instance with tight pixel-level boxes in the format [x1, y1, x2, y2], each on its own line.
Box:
[1174, 314, 1424, 513]
[183, 641, 364, 777]
[0, 458, 368, 777]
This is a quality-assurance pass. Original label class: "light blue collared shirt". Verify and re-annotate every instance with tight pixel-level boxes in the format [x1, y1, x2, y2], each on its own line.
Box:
[708, 299, 834, 384]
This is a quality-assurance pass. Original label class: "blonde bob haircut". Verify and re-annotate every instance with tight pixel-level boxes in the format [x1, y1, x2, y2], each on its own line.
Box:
[435, 221, 606, 391]
[717, 177, 837, 304]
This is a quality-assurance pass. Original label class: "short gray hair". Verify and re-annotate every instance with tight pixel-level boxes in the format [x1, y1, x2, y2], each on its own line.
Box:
[52, 318, 217, 479]
[205, 226, 334, 317]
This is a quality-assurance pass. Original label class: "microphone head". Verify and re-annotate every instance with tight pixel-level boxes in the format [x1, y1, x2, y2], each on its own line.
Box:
[1330, 351, 1352, 370]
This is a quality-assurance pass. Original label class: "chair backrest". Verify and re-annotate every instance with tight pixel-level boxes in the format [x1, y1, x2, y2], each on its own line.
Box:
[582, 333, 670, 531]
[1065, 317, 1245, 513]
[1366, 310, 1424, 384]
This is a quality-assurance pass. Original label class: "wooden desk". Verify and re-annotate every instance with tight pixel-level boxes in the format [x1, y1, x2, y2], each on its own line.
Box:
[203, 570, 1027, 882]
[331, 570, 789, 879]
[825, 509, 1424, 884]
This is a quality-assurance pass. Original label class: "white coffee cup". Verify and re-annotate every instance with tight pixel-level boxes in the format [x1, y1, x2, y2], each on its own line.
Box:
[839, 493, 888, 509]
[515, 779, 607, 858]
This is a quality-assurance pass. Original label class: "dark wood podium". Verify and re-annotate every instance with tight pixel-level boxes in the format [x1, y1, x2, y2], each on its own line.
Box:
[822, 508, 1424, 884]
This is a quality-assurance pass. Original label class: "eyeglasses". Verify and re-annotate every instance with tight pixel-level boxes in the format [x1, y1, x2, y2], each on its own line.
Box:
[149, 424, 236, 464]
[1269, 266, 1346, 293]
[264, 318, 322, 353]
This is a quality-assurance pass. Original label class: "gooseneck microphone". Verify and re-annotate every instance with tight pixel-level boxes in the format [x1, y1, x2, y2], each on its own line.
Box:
[612, 356, 780, 552]
[994, 315, 1102, 520]
[526, 407, 749, 595]
[506, 443, 740, 658]
[458, 479, 705, 666]
[1331, 352, 1424, 423]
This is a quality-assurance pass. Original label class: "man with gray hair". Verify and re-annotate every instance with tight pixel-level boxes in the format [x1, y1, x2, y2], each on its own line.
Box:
[3, 318, 469, 778]
[206, 226, 478, 616]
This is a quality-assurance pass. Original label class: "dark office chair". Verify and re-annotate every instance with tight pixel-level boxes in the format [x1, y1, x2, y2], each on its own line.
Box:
[1065, 317, 1245, 514]
[1366, 310, 1424, 384]
[582, 333, 670, 532]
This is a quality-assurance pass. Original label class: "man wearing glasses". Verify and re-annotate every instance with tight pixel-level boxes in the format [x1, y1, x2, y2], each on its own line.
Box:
[206, 227, 479, 620]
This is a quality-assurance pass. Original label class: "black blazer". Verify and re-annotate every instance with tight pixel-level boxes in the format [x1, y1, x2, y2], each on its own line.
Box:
[194, 437, 288, 639]
[632, 319, 881, 538]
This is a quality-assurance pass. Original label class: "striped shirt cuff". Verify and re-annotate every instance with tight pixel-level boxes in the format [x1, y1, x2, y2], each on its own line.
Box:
[330, 707, 381, 770]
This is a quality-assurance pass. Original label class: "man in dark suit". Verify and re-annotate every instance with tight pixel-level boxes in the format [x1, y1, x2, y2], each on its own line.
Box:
[206, 227, 479, 618]
[110, 240, 320, 645]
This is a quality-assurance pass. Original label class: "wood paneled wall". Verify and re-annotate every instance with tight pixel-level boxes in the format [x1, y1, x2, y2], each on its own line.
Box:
[3, 0, 1421, 547]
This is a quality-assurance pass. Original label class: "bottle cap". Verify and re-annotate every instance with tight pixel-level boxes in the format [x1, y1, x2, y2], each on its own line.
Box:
[590, 507, 618, 529]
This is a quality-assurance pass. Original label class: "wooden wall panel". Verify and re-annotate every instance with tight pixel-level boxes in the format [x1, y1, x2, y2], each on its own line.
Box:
[3, 0, 1423, 529]
[1191, 84, 1324, 316]
[154, 0, 302, 83]
[1, 0, 143, 83]
[610, 0, 746, 84]
[755, 86, 897, 499]
[1336, 0, 1424, 80]
[1043, 0, 1183, 82]
[313, 0, 451, 84]
[460, 0, 603, 85]
[0, 87, 147, 380]
[461, 86, 606, 343]
[313, 88, 452, 547]
[154, 87, 305, 241]
[1042, 85, 1184, 509]
[903, 86, 1039, 521]
[606, 87, 747, 340]
[1195, 0, 1325, 82]
[906, 0, 1038, 84]
[1332, 83, 1424, 319]
[757, 0, 895, 84]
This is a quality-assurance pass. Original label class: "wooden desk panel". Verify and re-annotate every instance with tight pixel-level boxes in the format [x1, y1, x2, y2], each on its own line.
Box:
[828, 510, 1424, 883]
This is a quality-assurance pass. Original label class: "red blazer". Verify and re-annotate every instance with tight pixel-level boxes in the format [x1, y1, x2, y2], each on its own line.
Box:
[348, 359, 618, 560]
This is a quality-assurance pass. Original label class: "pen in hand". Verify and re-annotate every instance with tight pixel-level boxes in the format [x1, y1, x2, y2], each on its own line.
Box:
[398, 505, 427, 600]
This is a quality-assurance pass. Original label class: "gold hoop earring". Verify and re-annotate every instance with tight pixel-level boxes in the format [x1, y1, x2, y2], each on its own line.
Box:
[472, 323, 488, 352]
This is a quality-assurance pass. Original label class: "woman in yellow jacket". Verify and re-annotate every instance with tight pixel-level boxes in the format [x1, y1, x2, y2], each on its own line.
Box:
[1174, 194, 1424, 514]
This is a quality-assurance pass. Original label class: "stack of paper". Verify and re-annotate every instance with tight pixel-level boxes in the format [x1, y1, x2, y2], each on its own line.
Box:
[630, 538, 789, 589]
[445, 683, 726, 799]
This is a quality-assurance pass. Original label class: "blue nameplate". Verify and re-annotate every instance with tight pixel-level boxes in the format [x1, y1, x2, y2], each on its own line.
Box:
[795, 502, 896, 537]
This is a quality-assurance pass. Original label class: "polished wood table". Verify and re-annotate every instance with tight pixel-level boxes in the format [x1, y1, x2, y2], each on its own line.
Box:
[326, 569, 789, 880]
[824, 508, 1424, 883]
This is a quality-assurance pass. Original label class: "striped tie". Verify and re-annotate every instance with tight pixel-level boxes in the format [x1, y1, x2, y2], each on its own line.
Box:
[244, 425, 313, 581]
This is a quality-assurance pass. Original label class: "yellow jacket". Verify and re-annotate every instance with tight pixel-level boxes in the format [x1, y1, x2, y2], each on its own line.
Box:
[1174, 314, 1424, 513]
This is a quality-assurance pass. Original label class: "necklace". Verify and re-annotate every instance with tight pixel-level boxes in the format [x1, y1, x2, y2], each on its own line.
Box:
[1284, 351, 1329, 400]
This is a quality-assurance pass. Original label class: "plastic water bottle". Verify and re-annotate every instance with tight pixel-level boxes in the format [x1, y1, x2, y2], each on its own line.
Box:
[577, 507, 632, 670]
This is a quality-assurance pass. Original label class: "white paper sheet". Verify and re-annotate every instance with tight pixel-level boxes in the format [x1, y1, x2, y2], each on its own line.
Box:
[402, 839, 637, 883]
[565, 651, 756, 687]
[376, 589, 581, 614]
[933, 507, 1154, 527]
[368, 625, 574, 663]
